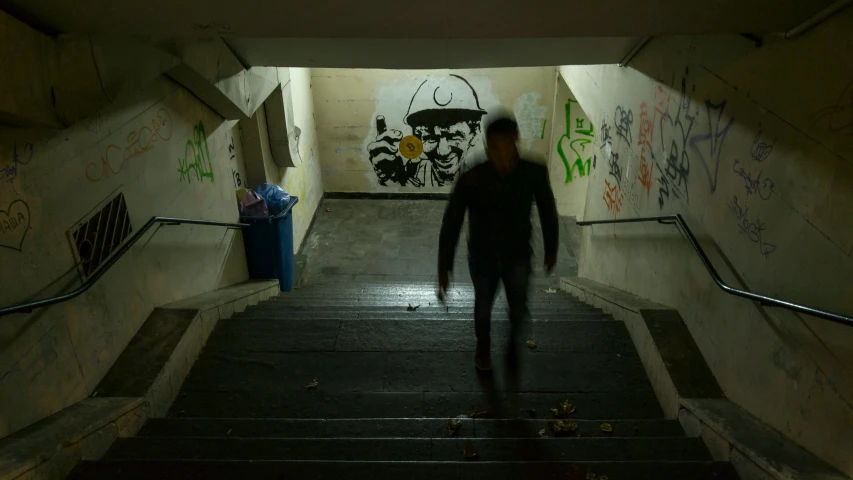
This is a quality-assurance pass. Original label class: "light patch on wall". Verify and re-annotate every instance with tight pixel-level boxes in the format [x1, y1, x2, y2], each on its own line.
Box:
[363, 74, 500, 190]
[514, 92, 549, 153]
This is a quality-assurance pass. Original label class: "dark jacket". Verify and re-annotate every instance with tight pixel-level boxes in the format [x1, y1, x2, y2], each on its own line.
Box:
[438, 159, 559, 274]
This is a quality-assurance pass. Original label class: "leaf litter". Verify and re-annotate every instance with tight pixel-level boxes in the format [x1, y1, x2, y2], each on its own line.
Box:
[550, 399, 576, 418]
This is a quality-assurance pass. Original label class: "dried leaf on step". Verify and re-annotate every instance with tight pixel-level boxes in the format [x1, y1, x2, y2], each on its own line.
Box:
[463, 441, 479, 460]
[544, 288, 557, 293]
[407, 304, 421, 312]
[305, 378, 319, 389]
[550, 420, 578, 435]
[526, 340, 538, 349]
[599, 422, 613, 433]
[586, 473, 598, 480]
[538, 428, 547, 438]
[598, 476, 608, 480]
[448, 418, 463, 437]
[552, 400, 576, 418]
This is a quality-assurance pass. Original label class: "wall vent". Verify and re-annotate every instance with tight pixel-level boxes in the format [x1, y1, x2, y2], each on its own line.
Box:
[68, 191, 133, 281]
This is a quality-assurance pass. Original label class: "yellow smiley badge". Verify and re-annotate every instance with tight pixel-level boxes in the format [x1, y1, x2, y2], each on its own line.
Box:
[399, 135, 423, 160]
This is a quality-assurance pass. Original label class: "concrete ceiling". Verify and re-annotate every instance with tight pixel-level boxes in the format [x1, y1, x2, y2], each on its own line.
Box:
[6, 0, 830, 38]
[3, 0, 831, 68]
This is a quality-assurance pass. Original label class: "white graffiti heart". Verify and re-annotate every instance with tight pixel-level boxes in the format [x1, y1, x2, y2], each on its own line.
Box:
[0, 200, 31, 252]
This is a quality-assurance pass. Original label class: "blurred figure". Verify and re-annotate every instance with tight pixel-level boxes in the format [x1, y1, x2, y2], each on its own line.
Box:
[438, 116, 558, 371]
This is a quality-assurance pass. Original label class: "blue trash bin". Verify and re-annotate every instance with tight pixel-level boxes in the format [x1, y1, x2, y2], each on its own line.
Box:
[240, 196, 299, 292]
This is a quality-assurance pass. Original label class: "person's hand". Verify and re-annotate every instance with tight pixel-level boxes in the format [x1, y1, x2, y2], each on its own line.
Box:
[438, 270, 450, 302]
[544, 253, 557, 274]
[367, 116, 403, 184]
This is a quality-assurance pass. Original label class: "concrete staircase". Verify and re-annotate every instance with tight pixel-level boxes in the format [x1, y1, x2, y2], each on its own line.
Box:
[68, 281, 739, 479]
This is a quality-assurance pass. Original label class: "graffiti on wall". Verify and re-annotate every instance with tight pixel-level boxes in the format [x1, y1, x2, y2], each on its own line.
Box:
[689, 99, 734, 193]
[229, 136, 242, 188]
[636, 94, 662, 198]
[654, 69, 734, 209]
[750, 129, 774, 163]
[733, 159, 775, 200]
[809, 79, 853, 136]
[1, 142, 34, 186]
[729, 196, 776, 258]
[614, 106, 634, 145]
[177, 122, 215, 184]
[556, 99, 595, 183]
[367, 75, 486, 187]
[733, 127, 775, 200]
[86, 109, 173, 182]
[603, 179, 624, 217]
[656, 74, 695, 208]
[0, 199, 30, 252]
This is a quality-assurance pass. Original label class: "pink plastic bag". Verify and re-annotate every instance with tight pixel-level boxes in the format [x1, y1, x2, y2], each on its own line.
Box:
[238, 190, 269, 217]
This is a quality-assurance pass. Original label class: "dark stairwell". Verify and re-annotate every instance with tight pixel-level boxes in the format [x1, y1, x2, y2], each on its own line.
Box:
[68, 199, 739, 479]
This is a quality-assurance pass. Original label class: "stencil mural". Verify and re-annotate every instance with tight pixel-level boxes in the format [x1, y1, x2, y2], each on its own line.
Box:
[366, 75, 489, 187]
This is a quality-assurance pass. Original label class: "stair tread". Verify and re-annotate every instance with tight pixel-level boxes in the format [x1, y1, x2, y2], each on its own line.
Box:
[180, 350, 652, 395]
[139, 418, 685, 439]
[168, 391, 664, 419]
[203, 319, 631, 352]
[69, 459, 740, 480]
[106, 437, 711, 462]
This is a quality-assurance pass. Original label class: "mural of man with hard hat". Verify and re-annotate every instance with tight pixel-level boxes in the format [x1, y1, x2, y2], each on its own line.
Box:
[367, 75, 487, 187]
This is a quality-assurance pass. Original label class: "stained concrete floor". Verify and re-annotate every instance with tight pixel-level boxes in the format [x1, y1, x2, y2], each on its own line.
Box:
[301, 199, 580, 285]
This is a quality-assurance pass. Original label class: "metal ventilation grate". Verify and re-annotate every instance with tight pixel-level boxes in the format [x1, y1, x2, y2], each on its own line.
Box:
[68, 191, 133, 280]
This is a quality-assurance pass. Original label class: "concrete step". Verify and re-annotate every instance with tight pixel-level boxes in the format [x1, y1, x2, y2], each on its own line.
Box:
[104, 437, 711, 462]
[289, 288, 566, 298]
[263, 298, 593, 309]
[168, 391, 664, 419]
[246, 304, 601, 314]
[69, 459, 741, 480]
[178, 350, 652, 396]
[204, 319, 632, 353]
[139, 418, 686, 439]
[231, 311, 612, 321]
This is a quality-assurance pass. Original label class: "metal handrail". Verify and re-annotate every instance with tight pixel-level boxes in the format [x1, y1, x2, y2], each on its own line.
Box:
[577, 214, 853, 326]
[0, 217, 249, 317]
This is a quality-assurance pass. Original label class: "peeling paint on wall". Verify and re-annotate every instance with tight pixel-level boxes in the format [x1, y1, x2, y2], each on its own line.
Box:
[514, 92, 549, 152]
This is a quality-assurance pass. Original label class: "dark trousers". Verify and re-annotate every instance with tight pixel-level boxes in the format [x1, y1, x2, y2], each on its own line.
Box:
[468, 255, 531, 352]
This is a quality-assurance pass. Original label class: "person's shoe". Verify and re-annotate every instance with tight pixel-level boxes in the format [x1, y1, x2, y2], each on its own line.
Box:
[474, 347, 493, 371]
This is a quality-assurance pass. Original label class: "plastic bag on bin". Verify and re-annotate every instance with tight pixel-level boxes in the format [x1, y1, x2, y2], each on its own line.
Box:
[257, 183, 291, 216]
[239, 190, 269, 217]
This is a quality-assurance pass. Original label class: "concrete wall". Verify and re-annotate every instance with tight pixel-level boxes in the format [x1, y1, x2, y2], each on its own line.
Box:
[0, 76, 257, 438]
[278, 68, 324, 249]
[561, 10, 853, 475]
[0, 62, 324, 438]
[312, 67, 556, 193]
[547, 73, 593, 217]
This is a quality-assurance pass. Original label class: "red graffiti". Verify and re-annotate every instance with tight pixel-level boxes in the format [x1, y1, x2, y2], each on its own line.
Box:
[603, 179, 624, 216]
[636, 102, 654, 197]
[86, 109, 173, 182]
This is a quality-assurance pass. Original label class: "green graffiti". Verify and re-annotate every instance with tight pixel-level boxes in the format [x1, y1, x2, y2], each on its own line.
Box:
[178, 122, 215, 184]
[556, 99, 594, 184]
[540, 119, 547, 139]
